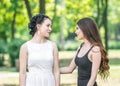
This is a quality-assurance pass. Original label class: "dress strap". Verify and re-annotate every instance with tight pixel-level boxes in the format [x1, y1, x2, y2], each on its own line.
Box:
[76, 43, 84, 57]
[86, 45, 94, 55]
[76, 43, 94, 57]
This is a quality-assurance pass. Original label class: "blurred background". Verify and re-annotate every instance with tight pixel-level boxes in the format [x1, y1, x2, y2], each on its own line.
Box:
[0, 0, 120, 86]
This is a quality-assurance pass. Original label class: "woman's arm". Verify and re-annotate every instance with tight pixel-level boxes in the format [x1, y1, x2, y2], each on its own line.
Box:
[59, 46, 81, 74]
[53, 42, 60, 86]
[19, 43, 28, 86]
[87, 46, 101, 86]
[60, 56, 76, 74]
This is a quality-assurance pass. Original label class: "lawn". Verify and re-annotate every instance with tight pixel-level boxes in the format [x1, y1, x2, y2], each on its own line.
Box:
[0, 50, 120, 86]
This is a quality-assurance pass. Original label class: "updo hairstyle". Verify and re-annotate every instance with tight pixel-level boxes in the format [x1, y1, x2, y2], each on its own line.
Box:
[28, 14, 50, 36]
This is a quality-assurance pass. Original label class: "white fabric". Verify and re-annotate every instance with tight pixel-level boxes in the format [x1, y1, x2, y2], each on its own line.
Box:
[26, 40, 55, 86]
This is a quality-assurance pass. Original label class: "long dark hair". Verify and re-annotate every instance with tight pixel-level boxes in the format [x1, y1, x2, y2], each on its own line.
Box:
[77, 17, 110, 79]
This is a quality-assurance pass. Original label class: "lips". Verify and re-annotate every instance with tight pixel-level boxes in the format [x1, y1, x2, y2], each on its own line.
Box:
[48, 32, 51, 34]
[76, 34, 78, 36]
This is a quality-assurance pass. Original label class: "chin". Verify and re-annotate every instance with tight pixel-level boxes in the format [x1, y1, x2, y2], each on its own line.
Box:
[45, 35, 50, 38]
[78, 37, 82, 40]
[47, 34, 50, 37]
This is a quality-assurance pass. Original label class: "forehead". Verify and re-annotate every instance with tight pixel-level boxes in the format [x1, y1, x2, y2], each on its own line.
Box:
[43, 18, 52, 24]
[76, 25, 82, 30]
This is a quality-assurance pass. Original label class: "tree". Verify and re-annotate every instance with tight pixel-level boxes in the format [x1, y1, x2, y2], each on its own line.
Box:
[52, 0, 57, 24]
[95, 0, 108, 50]
[24, 0, 32, 20]
[39, 0, 45, 14]
[11, 0, 18, 40]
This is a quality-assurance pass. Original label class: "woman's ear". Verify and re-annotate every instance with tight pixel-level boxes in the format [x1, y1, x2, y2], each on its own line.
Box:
[36, 24, 41, 30]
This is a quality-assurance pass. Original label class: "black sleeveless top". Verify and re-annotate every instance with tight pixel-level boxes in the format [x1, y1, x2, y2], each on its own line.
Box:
[75, 43, 97, 86]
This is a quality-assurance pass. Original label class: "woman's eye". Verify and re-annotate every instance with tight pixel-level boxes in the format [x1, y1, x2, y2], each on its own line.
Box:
[47, 24, 50, 27]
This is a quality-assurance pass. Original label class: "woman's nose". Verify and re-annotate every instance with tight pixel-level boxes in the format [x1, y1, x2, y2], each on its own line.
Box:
[49, 27, 52, 31]
[75, 30, 77, 34]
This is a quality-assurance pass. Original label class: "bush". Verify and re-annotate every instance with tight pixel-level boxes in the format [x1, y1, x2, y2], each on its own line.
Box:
[0, 41, 7, 53]
[57, 40, 81, 51]
[7, 38, 25, 67]
[0, 41, 7, 66]
[109, 41, 120, 49]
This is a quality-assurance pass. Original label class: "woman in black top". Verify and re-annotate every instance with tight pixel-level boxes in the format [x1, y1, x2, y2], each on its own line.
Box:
[60, 18, 109, 86]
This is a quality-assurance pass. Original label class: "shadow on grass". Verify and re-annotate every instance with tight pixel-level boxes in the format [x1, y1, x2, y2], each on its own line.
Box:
[60, 58, 72, 67]
[1, 84, 18, 86]
[109, 58, 120, 66]
[60, 58, 120, 67]
[0, 67, 17, 72]
[0, 58, 119, 72]
[61, 83, 76, 86]
[1, 84, 76, 86]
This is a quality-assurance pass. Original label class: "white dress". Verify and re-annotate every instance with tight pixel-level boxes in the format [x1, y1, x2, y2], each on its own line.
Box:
[26, 40, 55, 86]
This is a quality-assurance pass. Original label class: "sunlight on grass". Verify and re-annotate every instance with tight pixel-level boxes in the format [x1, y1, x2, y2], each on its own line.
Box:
[108, 50, 120, 58]
[0, 77, 19, 86]
[0, 50, 120, 86]
[97, 67, 120, 86]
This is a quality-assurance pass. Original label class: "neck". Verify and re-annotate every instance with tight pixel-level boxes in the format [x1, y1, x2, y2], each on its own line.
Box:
[83, 39, 92, 47]
[31, 33, 46, 43]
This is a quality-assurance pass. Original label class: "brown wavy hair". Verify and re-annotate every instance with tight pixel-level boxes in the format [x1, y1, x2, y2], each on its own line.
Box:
[77, 17, 110, 79]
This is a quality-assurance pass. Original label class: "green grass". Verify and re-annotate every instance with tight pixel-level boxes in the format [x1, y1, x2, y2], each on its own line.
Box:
[59, 50, 120, 67]
[110, 68, 120, 78]
[108, 50, 120, 66]
[0, 67, 17, 72]
[109, 58, 120, 66]
[0, 50, 120, 86]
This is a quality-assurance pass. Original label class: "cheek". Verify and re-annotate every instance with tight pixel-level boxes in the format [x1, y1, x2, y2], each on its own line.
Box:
[41, 26, 46, 32]
[40, 29, 44, 33]
[77, 32, 84, 39]
[41, 28, 50, 36]
[39, 28, 46, 36]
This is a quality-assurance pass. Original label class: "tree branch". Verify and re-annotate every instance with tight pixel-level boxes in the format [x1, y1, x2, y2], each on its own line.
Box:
[24, 0, 32, 20]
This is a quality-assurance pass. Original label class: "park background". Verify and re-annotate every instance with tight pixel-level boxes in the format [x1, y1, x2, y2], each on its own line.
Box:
[0, 0, 120, 86]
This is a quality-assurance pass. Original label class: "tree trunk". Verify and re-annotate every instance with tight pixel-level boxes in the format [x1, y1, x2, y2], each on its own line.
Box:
[0, 54, 4, 66]
[52, 0, 57, 24]
[95, 0, 108, 50]
[60, 16, 65, 50]
[102, 0, 108, 50]
[24, 0, 32, 20]
[96, 0, 100, 25]
[104, 0, 108, 50]
[1, 31, 7, 43]
[39, 0, 45, 14]
[11, 8, 17, 40]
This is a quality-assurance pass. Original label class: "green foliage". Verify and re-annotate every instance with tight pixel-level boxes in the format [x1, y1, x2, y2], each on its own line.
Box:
[7, 38, 25, 67]
[0, 41, 7, 53]
[0, 41, 7, 66]
[109, 41, 120, 49]
[64, 40, 80, 51]
[0, 0, 120, 65]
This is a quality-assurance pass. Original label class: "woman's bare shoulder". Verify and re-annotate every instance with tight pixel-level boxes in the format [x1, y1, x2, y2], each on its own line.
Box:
[20, 42, 28, 51]
[92, 46, 100, 53]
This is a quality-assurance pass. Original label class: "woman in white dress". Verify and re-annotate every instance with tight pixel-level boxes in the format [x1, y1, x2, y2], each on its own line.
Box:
[19, 14, 60, 86]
